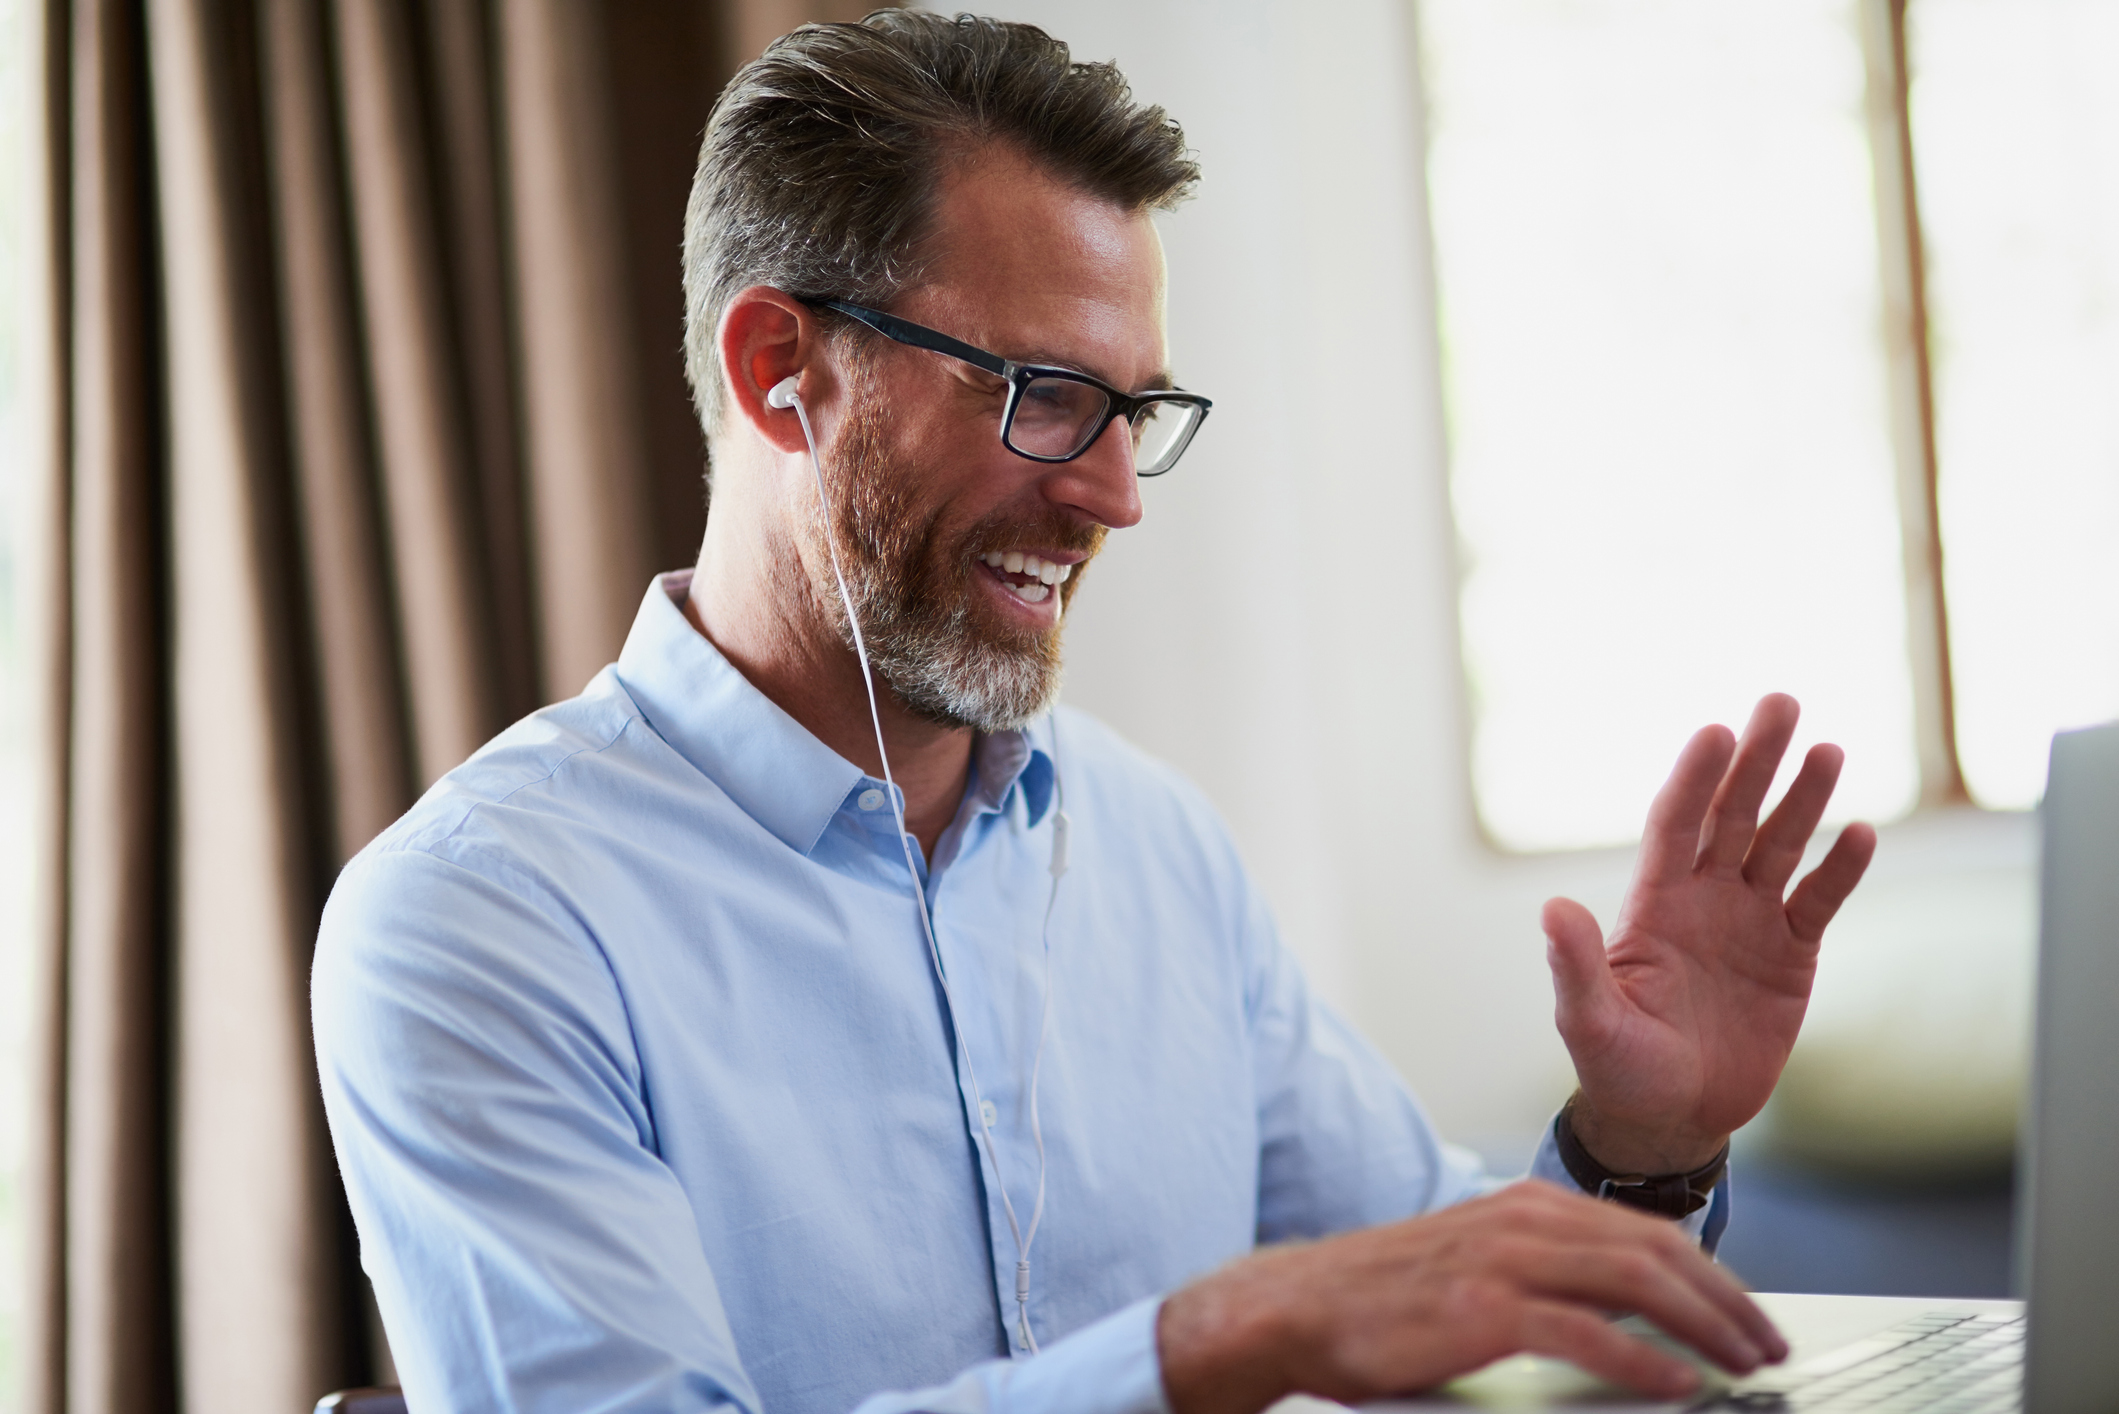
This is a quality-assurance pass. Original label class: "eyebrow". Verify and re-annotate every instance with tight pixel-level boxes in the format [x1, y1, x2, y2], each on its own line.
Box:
[1011, 348, 1178, 395]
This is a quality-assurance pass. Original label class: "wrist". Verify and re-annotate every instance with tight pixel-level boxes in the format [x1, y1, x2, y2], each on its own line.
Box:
[1157, 1259, 1303, 1414]
[1564, 1094, 1727, 1176]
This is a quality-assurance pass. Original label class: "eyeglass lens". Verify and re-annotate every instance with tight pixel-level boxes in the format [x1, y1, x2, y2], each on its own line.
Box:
[1128, 399, 1201, 476]
[1010, 375, 1202, 474]
[1008, 377, 1109, 459]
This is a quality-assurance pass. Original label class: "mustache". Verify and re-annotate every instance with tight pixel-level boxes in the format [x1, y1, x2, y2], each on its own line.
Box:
[965, 512, 1105, 561]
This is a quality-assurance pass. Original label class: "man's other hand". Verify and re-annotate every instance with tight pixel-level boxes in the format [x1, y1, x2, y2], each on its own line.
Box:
[1546, 692, 1877, 1175]
[1156, 1182, 1785, 1414]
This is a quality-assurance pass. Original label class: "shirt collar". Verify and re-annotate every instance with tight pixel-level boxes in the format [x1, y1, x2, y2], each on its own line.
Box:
[614, 572, 1055, 854]
[969, 727, 1057, 829]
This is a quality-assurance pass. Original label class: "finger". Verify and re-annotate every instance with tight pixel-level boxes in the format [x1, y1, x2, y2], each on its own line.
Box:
[1495, 1188, 1789, 1363]
[1508, 1241, 1765, 1373]
[1637, 725, 1735, 887]
[1785, 821, 1878, 944]
[1543, 897, 1624, 1054]
[1696, 694, 1801, 873]
[1641, 1221, 1789, 1364]
[1516, 1299, 1703, 1400]
[1743, 742, 1844, 895]
[1567, 1205, 1787, 1363]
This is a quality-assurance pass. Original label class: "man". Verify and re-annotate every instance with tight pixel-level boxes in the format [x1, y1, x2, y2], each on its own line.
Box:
[313, 13, 1876, 1414]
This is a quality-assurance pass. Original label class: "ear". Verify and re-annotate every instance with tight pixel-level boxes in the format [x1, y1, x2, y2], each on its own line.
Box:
[718, 287, 830, 454]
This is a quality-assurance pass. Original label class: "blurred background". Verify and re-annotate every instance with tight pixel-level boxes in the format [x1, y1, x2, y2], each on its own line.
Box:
[1, 0, 2114, 1410]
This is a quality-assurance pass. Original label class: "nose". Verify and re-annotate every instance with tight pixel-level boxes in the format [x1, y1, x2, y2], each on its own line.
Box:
[1044, 415, 1143, 530]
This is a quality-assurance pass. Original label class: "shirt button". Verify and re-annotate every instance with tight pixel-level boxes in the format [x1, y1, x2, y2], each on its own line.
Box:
[980, 1100, 998, 1129]
[857, 788, 885, 812]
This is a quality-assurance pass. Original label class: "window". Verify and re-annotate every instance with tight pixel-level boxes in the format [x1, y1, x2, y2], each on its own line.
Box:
[1419, 0, 2119, 849]
[1911, 0, 2119, 808]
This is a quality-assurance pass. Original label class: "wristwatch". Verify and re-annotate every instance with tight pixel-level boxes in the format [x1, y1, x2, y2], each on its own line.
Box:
[1554, 1094, 1728, 1219]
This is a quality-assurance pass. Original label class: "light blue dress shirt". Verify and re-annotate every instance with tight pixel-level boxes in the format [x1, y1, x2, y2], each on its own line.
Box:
[314, 572, 1708, 1414]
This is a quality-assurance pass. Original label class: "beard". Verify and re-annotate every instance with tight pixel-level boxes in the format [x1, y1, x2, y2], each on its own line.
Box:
[800, 378, 1104, 734]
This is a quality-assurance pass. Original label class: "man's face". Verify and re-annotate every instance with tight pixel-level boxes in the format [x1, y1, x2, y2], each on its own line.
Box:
[804, 144, 1167, 733]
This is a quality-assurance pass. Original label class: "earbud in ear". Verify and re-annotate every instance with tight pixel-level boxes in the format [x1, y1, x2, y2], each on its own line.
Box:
[766, 375, 801, 410]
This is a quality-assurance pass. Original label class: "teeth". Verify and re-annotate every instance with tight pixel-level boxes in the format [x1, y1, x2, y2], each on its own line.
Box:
[1003, 580, 1050, 604]
[977, 550, 1077, 591]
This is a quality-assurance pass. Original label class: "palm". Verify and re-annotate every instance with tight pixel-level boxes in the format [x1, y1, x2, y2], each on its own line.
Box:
[1545, 695, 1876, 1170]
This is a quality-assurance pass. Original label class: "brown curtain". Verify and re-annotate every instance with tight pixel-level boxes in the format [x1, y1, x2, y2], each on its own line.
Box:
[24, 2, 879, 1411]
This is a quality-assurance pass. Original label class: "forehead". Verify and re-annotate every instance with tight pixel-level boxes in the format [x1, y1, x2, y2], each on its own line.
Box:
[897, 144, 1168, 385]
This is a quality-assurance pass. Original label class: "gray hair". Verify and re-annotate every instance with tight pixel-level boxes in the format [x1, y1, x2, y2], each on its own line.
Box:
[680, 10, 1199, 457]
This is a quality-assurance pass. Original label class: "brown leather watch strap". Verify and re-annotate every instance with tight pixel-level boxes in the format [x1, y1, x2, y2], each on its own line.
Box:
[1554, 1095, 1728, 1219]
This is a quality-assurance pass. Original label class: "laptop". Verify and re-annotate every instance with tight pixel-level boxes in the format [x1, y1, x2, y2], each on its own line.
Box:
[1368, 721, 2119, 1414]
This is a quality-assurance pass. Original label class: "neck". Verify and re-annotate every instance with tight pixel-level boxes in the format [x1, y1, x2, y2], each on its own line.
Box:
[682, 488, 974, 857]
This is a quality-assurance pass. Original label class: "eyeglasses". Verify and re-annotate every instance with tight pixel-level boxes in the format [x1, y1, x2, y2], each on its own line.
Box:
[804, 298, 1212, 477]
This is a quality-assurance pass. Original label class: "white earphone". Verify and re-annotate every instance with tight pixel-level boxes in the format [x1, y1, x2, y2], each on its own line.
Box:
[775, 370, 1066, 1355]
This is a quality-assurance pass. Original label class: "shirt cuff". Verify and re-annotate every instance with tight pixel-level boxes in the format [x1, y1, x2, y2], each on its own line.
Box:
[1527, 1116, 1725, 1246]
[850, 1295, 1170, 1414]
[1009, 1296, 1170, 1414]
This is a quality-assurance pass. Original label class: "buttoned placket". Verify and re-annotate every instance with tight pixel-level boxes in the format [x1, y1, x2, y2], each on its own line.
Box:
[931, 787, 1044, 1358]
[843, 742, 1056, 1358]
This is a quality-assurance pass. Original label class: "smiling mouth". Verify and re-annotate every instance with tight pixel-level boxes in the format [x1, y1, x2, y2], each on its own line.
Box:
[977, 549, 1075, 605]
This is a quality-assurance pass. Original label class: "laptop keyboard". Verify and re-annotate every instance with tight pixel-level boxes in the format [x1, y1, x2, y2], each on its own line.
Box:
[1709, 1310, 2023, 1413]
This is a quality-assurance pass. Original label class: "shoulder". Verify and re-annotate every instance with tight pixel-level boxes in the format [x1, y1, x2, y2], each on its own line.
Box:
[1051, 702, 1231, 817]
[317, 670, 662, 1027]
[364, 667, 653, 864]
[1047, 703, 1250, 883]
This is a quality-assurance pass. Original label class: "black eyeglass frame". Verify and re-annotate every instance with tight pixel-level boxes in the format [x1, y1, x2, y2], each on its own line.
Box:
[801, 297, 1212, 477]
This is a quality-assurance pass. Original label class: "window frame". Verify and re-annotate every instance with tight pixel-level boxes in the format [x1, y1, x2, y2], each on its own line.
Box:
[1862, 0, 1971, 807]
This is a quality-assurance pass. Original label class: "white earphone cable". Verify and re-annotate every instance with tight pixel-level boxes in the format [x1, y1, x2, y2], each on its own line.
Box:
[787, 383, 1061, 1355]
[1023, 731, 1066, 1294]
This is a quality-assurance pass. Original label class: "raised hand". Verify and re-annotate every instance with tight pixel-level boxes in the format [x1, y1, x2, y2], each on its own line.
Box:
[1545, 693, 1877, 1174]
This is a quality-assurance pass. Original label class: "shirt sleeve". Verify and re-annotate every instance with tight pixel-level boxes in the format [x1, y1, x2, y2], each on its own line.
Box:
[848, 1300, 1169, 1414]
[315, 843, 767, 1414]
[1236, 878, 1492, 1240]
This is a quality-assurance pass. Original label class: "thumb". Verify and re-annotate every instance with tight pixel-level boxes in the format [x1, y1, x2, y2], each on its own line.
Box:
[1542, 896, 1622, 1047]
